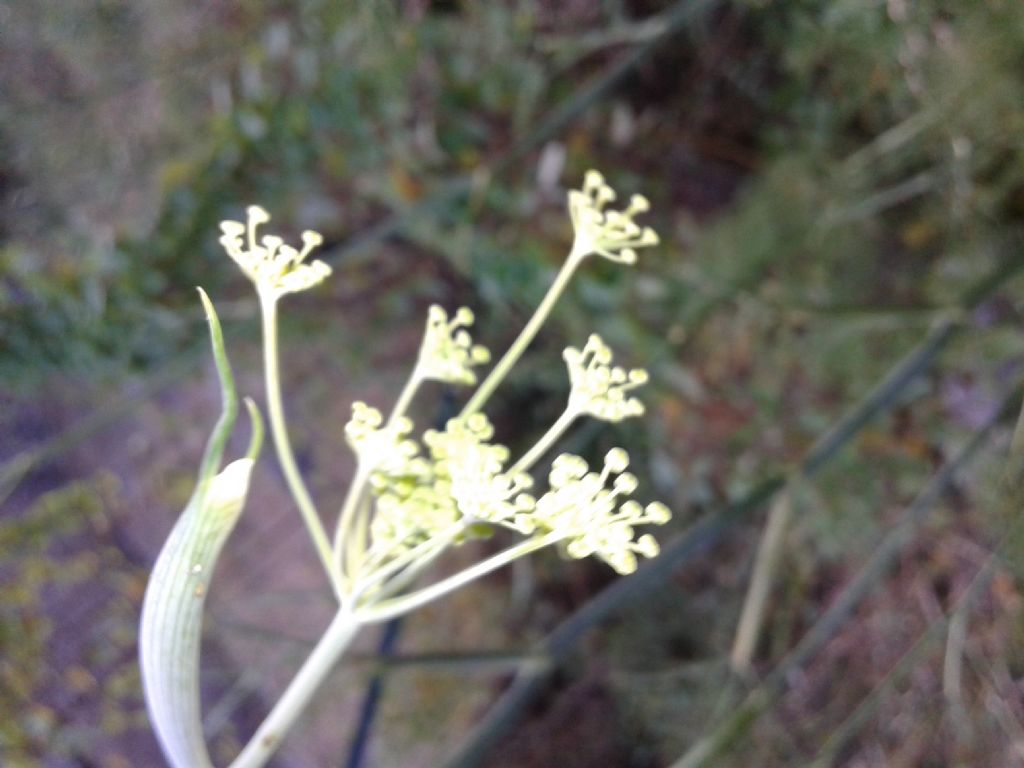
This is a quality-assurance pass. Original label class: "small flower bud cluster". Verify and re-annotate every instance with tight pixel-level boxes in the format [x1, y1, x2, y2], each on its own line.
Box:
[424, 415, 535, 530]
[371, 480, 456, 553]
[219, 206, 331, 298]
[359, 408, 452, 553]
[417, 305, 491, 385]
[520, 449, 670, 574]
[344, 402, 418, 474]
[565, 334, 648, 421]
[368, 414, 536, 556]
[568, 170, 659, 264]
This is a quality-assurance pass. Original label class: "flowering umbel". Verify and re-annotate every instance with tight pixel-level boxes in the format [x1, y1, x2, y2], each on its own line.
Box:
[218, 205, 331, 299]
[416, 306, 490, 385]
[526, 449, 670, 574]
[366, 413, 537, 556]
[565, 334, 648, 421]
[569, 170, 660, 263]
[344, 402, 419, 473]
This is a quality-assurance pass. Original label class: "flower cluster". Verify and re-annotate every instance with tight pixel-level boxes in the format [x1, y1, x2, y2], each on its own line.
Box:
[424, 415, 534, 528]
[416, 305, 490, 385]
[521, 449, 671, 574]
[565, 334, 648, 421]
[220, 173, 669, 580]
[368, 414, 535, 556]
[370, 473, 455, 555]
[219, 205, 331, 299]
[569, 170, 659, 264]
[344, 402, 419, 474]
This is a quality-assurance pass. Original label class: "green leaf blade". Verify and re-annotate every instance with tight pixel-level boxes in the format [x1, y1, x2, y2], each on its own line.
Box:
[139, 291, 261, 768]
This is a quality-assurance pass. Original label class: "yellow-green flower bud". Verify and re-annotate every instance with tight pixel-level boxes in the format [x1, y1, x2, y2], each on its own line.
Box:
[219, 205, 331, 299]
[522, 449, 671, 574]
[416, 305, 491, 386]
[568, 170, 659, 264]
[564, 334, 648, 421]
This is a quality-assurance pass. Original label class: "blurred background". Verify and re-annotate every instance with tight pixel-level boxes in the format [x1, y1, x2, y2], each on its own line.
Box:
[4, 1, 1024, 766]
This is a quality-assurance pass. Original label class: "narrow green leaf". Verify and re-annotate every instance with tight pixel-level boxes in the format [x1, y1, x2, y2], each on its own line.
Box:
[139, 290, 263, 768]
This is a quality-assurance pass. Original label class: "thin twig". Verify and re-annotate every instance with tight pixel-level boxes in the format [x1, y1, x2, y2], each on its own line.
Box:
[942, 599, 971, 742]
[730, 481, 796, 676]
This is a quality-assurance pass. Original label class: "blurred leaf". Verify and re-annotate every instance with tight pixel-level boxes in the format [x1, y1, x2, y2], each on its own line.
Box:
[138, 291, 262, 768]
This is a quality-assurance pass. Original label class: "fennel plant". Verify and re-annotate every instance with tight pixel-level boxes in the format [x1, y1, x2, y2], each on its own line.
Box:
[139, 170, 670, 767]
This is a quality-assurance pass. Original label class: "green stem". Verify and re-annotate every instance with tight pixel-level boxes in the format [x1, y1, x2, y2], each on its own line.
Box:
[358, 532, 562, 623]
[335, 463, 370, 583]
[335, 370, 425, 583]
[389, 370, 423, 428]
[228, 609, 361, 768]
[373, 543, 450, 601]
[510, 407, 577, 474]
[461, 254, 583, 417]
[260, 293, 339, 591]
[349, 491, 373, 579]
[356, 524, 464, 600]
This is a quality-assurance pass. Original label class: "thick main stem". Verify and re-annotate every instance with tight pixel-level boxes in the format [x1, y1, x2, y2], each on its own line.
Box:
[229, 609, 361, 768]
[461, 254, 583, 417]
[260, 294, 339, 590]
